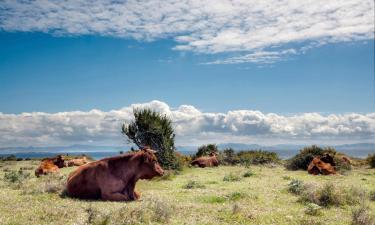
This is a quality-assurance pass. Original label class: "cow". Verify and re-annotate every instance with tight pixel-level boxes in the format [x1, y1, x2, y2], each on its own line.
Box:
[66, 148, 164, 201]
[64, 156, 89, 167]
[190, 152, 219, 168]
[35, 155, 65, 177]
[307, 155, 336, 175]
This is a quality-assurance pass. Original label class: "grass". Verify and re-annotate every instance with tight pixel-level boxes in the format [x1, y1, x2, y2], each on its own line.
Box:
[0, 161, 374, 225]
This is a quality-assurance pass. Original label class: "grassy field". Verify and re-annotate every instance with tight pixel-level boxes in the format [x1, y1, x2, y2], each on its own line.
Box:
[0, 160, 374, 225]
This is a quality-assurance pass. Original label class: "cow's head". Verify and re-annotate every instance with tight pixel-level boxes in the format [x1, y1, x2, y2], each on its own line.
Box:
[138, 148, 164, 179]
[53, 155, 65, 168]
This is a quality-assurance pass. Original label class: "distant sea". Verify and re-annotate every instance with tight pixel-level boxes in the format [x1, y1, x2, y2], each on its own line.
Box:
[0, 149, 374, 160]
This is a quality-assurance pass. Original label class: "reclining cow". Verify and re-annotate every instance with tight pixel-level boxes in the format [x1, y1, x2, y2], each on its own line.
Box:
[64, 156, 89, 167]
[190, 152, 219, 168]
[66, 148, 164, 201]
[307, 153, 336, 175]
[35, 155, 65, 177]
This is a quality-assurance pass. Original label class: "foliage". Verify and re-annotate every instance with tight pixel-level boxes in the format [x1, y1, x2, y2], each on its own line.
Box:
[223, 173, 241, 182]
[369, 190, 375, 201]
[195, 144, 218, 158]
[221, 148, 240, 165]
[183, 180, 205, 189]
[227, 192, 247, 201]
[202, 195, 226, 204]
[3, 169, 30, 185]
[285, 145, 337, 170]
[351, 202, 375, 225]
[288, 179, 304, 195]
[367, 154, 375, 168]
[243, 170, 255, 177]
[236, 150, 279, 165]
[305, 203, 322, 216]
[122, 108, 180, 169]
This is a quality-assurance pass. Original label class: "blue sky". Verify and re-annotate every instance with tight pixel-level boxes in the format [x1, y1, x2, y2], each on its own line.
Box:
[0, 0, 374, 147]
[0, 32, 373, 114]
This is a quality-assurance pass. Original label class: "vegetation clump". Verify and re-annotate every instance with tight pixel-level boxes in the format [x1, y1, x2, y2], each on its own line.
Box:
[3, 169, 30, 185]
[183, 180, 205, 189]
[288, 179, 305, 195]
[223, 173, 241, 182]
[366, 154, 375, 168]
[243, 170, 255, 177]
[195, 144, 219, 158]
[285, 145, 336, 170]
[304, 203, 322, 216]
[122, 108, 181, 170]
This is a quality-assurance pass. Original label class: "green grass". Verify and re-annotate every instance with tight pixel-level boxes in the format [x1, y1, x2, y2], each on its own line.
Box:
[0, 160, 374, 224]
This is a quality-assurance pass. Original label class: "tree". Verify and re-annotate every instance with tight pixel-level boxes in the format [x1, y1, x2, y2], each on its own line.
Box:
[195, 144, 218, 158]
[122, 108, 179, 169]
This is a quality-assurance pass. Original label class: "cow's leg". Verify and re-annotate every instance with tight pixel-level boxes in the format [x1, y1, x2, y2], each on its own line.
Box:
[101, 191, 130, 201]
[124, 179, 139, 200]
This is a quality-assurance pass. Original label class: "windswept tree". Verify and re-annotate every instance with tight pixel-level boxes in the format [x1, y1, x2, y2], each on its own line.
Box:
[122, 108, 179, 169]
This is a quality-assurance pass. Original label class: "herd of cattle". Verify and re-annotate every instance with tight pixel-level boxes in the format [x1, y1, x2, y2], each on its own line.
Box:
[33, 149, 349, 201]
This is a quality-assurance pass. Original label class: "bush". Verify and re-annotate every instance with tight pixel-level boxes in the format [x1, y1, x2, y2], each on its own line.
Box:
[366, 154, 375, 168]
[183, 180, 205, 189]
[221, 148, 240, 165]
[285, 145, 336, 170]
[228, 192, 247, 201]
[195, 144, 219, 158]
[288, 179, 304, 195]
[243, 170, 255, 177]
[3, 169, 30, 185]
[351, 202, 375, 225]
[223, 173, 241, 182]
[236, 150, 279, 165]
[318, 183, 342, 207]
[305, 203, 322, 216]
[202, 195, 226, 204]
[369, 190, 375, 201]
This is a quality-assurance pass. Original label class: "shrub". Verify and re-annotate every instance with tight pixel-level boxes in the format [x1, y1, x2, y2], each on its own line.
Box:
[351, 202, 375, 225]
[285, 145, 336, 170]
[237, 150, 279, 165]
[195, 144, 219, 158]
[223, 173, 241, 182]
[369, 190, 375, 201]
[305, 203, 322, 216]
[221, 148, 240, 165]
[202, 195, 226, 204]
[183, 180, 205, 189]
[243, 170, 255, 177]
[366, 154, 375, 168]
[317, 183, 343, 207]
[3, 169, 30, 185]
[288, 179, 304, 195]
[228, 192, 247, 201]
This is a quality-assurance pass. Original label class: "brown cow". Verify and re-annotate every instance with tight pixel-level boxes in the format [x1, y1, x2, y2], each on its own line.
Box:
[190, 152, 219, 168]
[64, 156, 89, 167]
[35, 155, 65, 177]
[66, 149, 164, 201]
[307, 155, 336, 175]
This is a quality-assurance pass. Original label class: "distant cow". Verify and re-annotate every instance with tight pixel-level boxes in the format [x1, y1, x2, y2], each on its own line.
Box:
[64, 156, 89, 167]
[66, 149, 164, 201]
[307, 154, 336, 175]
[35, 155, 65, 177]
[190, 152, 219, 168]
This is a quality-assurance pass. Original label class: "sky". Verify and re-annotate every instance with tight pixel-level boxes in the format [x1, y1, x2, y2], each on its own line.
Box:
[0, 0, 374, 147]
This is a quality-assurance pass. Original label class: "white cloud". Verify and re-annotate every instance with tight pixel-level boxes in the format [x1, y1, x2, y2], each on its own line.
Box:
[0, 0, 373, 64]
[0, 100, 374, 147]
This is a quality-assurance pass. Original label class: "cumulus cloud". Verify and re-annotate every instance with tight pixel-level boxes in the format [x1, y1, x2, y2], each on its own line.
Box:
[0, 0, 373, 64]
[0, 100, 374, 147]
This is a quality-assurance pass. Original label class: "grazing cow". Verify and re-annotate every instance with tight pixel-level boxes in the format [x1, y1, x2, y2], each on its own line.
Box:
[64, 156, 89, 167]
[66, 149, 164, 201]
[190, 152, 219, 168]
[307, 155, 336, 175]
[35, 155, 64, 177]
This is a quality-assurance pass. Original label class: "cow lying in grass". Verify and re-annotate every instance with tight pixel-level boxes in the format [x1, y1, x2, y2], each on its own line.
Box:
[66, 148, 164, 201]
[35, 155, 65, 177]
[307, 154, 336, 175]
[64, 156, 89, 167]
[190, 152, 219, 168]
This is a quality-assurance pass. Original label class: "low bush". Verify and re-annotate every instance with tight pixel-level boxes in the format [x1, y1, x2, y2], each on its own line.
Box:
[288, 179, 304, 195]
[237, 150, 279, 165]
[369, 190, 375, 201]
[195, 144, 219, 158]
[228, 192, 247, 201]
[223, 173, 241, 182]
[285, 145, 336, 170]
[243, 170, 255, 177]
[3, 169, 30, 185]
[366, 154, 375, 168]
[305, 203, 322, 216]
[183, 180, 205, 189]
[351, 202, 375, 225]
[202, 195, 226, 204]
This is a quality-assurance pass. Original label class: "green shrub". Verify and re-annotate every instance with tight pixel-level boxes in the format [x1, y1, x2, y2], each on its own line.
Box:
[195, 144, 219, 158]
[369, 190, 375, 201]
[305, 203, 322, 216]
[3, 169, 30, 184]
[318, 183, 343, 207]
[237, 150, 279, 165]
[288, 179, 304, 195]
[183, 180, 205, 189]
[221, 148, 240, 165]
[243, 170, 255, 177]
[228, 192, 247, 201]
[366, 154, 375, 168]
[223, 173, 241, 182]
[285, 145, 336, 170]
[202, 195, 226, 204]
